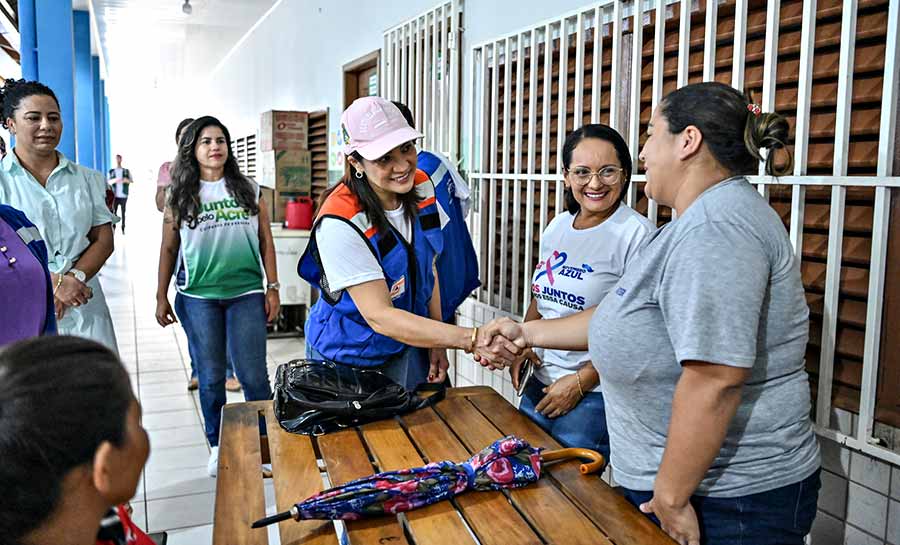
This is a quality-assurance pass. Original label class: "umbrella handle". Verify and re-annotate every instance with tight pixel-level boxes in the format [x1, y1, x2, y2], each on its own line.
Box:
[542, 447, 605, 475]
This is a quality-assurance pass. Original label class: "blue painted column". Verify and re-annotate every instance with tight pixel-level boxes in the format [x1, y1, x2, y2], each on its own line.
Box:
[34, 0, 77, 159]
[98, 79, 107, 174]
[73, 10, 95, 169]
[103, 95, 111, 175]
[92, 56, 103, 171]
[18, 0, 39, 80]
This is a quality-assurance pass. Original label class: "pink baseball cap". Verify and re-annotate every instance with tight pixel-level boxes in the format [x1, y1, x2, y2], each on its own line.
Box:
[340, 96, 423, 160]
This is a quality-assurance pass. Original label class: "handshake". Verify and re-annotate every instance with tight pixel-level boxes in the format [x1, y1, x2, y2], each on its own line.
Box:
[471, 317, 533, 370]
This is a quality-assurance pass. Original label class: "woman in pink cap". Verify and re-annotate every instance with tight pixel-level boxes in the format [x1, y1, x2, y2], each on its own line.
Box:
[298, 96, 516, 389]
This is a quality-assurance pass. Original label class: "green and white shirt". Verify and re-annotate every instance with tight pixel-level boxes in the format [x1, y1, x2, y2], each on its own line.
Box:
[176, 178, 263, 299]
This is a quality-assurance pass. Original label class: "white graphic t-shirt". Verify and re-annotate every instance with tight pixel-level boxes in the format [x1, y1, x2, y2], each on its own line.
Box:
[175, 179, 263, 299]
[531, 204, 655, 388]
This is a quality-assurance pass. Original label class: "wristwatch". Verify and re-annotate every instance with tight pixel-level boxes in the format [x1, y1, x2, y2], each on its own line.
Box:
[266, 282, 281, 291]
[68, 268, 86, 282]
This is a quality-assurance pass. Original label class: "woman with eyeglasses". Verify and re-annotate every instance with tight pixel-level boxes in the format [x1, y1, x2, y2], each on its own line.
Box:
[510, 124, 654, 460]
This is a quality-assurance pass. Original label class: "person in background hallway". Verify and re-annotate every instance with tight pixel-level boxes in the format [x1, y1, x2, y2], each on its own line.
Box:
[0, 336, 152, 545]
[0, 204, 56, 346]
[108, 155, 132, 234]
[156, 117, 240, 392]
[298, 97, 516, 392]
[517, 124, 653, 460]
[480, 82, 821, 545]
[155, 118, 194, 213]
[0, 78, 119, 353]
[156, 115, 277, 477]
[391, 102, 480, 331]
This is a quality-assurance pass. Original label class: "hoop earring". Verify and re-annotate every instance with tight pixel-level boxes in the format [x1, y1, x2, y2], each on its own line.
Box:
[355, 170, 364, 179]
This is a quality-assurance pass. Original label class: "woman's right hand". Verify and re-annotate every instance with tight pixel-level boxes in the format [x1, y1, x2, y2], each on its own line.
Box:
[509, 348, 542, 390]
[53, 274, 92, 318]
[475, 317, 529, 369]
[156, 297, 178, 327]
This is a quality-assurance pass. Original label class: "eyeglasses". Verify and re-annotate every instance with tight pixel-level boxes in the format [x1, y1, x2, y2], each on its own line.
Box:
[564, 166, 624, 187]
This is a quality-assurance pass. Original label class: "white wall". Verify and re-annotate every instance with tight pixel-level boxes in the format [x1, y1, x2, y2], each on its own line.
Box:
[205, 0, 594, 173]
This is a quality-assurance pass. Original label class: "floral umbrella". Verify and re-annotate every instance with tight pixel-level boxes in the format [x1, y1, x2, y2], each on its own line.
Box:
[252, 435, 603, 528]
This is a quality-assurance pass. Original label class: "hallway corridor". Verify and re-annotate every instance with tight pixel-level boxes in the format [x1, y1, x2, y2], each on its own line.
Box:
[101, 189, 302, 543]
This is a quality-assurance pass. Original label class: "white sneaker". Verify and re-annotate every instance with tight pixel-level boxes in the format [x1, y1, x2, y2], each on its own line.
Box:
[207, 446, 219, 477]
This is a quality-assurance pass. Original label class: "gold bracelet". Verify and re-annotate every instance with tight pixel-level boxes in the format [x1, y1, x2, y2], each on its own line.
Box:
[575, 368, 585, 398]
[53, 273, 64, 295]
[468, 327, 478, 353]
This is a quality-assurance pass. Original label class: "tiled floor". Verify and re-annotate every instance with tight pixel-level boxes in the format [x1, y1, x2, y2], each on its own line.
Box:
[100, 194, 304, 544]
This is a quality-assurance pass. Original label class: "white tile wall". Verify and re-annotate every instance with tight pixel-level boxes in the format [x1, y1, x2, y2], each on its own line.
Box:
[847, 482, 889, 540]
[810, 510, 845, 545]
[820, 470, 849, 519]
[892, 467, 900, 501]
[887, 500, 900, 545]
[821, 437, 852, 478]
[845, 525, 887, 545]
[851, 451, 893, 496]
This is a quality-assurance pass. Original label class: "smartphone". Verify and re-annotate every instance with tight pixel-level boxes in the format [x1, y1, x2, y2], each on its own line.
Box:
[515, 359, 535, 397]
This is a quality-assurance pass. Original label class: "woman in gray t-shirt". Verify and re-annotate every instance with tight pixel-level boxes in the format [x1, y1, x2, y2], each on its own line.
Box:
[479, 82, 821, 545]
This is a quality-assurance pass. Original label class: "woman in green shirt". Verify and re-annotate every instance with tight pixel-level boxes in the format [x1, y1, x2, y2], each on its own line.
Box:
[0, 79, 118, 352]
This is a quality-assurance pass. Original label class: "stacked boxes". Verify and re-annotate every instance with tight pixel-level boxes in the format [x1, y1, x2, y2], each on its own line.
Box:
[258, 110, 311, 222]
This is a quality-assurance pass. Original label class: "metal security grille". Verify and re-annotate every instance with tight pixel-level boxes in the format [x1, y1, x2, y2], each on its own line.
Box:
[467, 0, 900, 465]
[381, 0, 463, 164]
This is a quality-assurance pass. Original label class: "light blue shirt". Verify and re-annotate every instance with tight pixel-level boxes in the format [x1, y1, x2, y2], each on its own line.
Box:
[0, 151, 118, 274]
[0, 150, 120, 353]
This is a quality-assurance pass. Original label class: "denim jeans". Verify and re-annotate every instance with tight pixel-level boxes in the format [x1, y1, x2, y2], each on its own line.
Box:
[175, 292, 272, 447]
[188, 358, 235, 380]
[518, 377, 610, 464]
[622, 469, 821, 545]
[305, 341, 429, 391]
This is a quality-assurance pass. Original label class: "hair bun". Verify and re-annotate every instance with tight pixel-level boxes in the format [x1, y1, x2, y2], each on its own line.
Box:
[744, 111, 793, 176]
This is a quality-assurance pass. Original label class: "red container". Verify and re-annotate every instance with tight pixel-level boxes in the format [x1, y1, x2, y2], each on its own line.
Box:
[285, 197, 313, 229]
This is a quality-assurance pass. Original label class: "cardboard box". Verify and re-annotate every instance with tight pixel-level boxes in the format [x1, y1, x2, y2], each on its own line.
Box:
[259, 186, 276, 220]
[260, 149, 312, 194]
[260, 110, 309, 151]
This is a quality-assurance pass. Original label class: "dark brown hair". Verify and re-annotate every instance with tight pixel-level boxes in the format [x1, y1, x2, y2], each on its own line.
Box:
[168, 115, 259, 228]
[562, 124, 632, 215]
[318, 151, 421, 234]
[0, 336, 132, 544]
[661, 82, 792, 176]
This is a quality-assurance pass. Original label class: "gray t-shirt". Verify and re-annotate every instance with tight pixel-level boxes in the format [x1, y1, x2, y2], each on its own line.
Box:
[589, 176, 820, 497]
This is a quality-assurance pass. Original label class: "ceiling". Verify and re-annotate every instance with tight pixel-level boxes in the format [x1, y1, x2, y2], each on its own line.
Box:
[83, 0, 278, 92]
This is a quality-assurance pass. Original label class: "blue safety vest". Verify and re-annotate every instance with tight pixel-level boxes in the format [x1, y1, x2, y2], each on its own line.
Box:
[417, 151, 481, 322]
[298, 170, 443, 367]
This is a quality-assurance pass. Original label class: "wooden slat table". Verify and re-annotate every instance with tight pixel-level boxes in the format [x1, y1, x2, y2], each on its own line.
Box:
[213, 386, 674, 545]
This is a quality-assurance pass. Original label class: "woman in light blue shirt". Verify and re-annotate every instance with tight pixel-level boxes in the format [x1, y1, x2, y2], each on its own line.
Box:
[0, 79, 119, 352]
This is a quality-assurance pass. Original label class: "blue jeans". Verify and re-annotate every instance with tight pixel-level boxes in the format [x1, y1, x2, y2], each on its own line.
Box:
[175, 292, 272, 447]
[518, 377, 610, 463]
[305, 341, 429, 391]
[189, 358, 235, 380]
[622, 469, 821, 545]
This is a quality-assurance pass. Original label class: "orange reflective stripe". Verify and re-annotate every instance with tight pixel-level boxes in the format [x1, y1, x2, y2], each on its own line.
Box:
[316, 183, 361, 221]
[414, 169, 430, 185]
[418, 196, 436, 209]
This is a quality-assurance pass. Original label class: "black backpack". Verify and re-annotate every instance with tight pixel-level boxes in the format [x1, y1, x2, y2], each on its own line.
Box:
[272, 359, 445, 436]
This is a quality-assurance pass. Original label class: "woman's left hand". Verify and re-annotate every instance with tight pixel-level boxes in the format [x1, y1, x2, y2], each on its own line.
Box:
[428, 348, 450, 383]
[265, 289, 281, 323]
[534, 373, 582, 418]
[639, 497, 700, 545]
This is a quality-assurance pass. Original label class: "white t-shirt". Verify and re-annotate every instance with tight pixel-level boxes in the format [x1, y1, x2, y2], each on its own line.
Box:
[316, 205, 412, 293]
[113, 167, 127, 198]
[531, 204, 655, 388]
